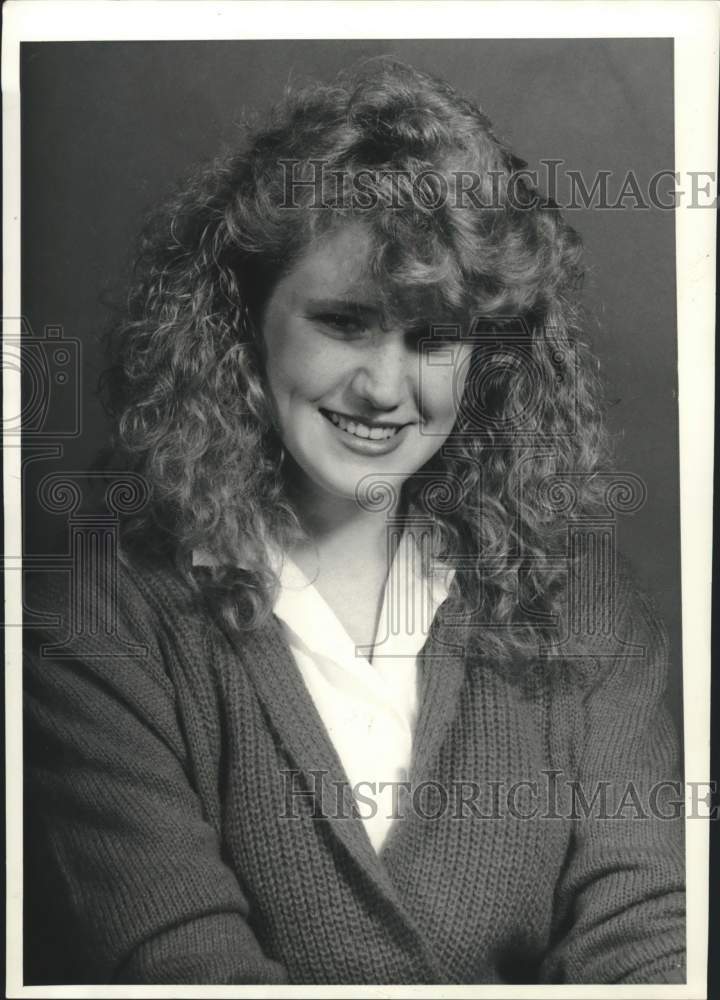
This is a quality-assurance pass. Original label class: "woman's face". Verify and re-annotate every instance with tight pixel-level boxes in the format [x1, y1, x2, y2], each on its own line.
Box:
[260, 221, 472, 503]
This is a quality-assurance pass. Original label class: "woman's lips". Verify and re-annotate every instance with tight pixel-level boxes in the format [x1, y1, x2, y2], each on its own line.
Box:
[321, 408, 403, 439]
[319, 408, 412, 455]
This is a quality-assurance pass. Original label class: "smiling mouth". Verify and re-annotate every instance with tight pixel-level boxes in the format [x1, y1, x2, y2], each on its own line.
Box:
[320, 408, 407, 441]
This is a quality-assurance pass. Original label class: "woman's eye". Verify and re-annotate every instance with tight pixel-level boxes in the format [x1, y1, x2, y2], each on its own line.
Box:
[315, 313, 366, 335]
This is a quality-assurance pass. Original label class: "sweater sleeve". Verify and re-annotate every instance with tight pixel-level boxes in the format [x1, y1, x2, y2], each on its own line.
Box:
[539, 576, 686, 984]
[23, 568, 288, 985]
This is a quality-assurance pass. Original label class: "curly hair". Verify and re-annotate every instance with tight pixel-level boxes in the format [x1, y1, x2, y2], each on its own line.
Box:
[102, 57, 612, 665]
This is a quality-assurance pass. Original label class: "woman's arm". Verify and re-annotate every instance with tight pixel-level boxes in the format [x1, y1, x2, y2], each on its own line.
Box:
[23, 567, 287, 985]
[539, 573, 686, 984]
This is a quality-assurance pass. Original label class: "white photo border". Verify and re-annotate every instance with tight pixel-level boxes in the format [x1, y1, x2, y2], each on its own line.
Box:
[3, 2, 717, 998]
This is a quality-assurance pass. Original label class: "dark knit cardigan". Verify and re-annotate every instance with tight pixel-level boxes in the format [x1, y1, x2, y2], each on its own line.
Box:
[23, 554, 686, 985]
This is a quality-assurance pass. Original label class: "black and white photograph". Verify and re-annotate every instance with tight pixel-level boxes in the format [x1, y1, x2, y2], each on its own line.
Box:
[4, 1, 716, 994]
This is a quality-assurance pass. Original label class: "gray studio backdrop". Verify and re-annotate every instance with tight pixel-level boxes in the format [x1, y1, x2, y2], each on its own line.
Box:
[20, 38, 682, 735]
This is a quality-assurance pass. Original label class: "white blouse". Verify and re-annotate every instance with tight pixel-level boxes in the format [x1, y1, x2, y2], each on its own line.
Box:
[194, 534, 453, 853]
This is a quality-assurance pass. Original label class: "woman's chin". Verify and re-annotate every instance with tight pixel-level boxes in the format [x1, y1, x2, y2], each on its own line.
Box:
[287, 455, 411, 509]
[282, 420, 440, 507]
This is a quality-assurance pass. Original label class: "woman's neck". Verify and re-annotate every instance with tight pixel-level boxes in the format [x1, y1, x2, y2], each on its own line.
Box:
[286, 469, 403, 583]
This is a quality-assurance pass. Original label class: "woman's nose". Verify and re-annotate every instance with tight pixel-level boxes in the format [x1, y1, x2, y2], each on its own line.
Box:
[350, 336, 413, 411]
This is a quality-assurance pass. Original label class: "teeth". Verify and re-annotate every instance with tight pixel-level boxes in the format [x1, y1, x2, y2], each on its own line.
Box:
[325, 410, 399, 440]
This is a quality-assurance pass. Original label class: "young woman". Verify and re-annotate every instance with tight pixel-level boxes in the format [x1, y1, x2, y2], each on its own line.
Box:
[24, 58, 685, 985]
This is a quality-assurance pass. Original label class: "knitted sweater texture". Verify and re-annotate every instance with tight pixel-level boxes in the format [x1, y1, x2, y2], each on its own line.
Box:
[23, 554, 686, 985]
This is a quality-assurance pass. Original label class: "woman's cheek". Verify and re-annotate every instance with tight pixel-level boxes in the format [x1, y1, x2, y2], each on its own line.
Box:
[293, 336, 354, 398]
[265, 324, 328, 401]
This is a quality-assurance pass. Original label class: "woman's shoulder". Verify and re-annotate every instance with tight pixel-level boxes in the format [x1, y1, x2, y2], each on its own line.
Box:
[22, 542, 276, 704]
[592, 553, 669, 660]
[479, 552, 675, 703]
[551, 551, 673, 703]
[22, 546, 213, 691]
[26, 544, 196, 627]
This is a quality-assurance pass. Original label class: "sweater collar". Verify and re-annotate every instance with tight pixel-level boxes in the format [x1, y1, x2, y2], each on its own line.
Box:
[226, 608, 463, 981]
[192, 540, 467, 814]
[140, 553, 466, 979]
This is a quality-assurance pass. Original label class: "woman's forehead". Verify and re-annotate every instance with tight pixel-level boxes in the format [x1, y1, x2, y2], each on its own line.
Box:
[285, 218, 462, 324]
[295, 219, 375, 286]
